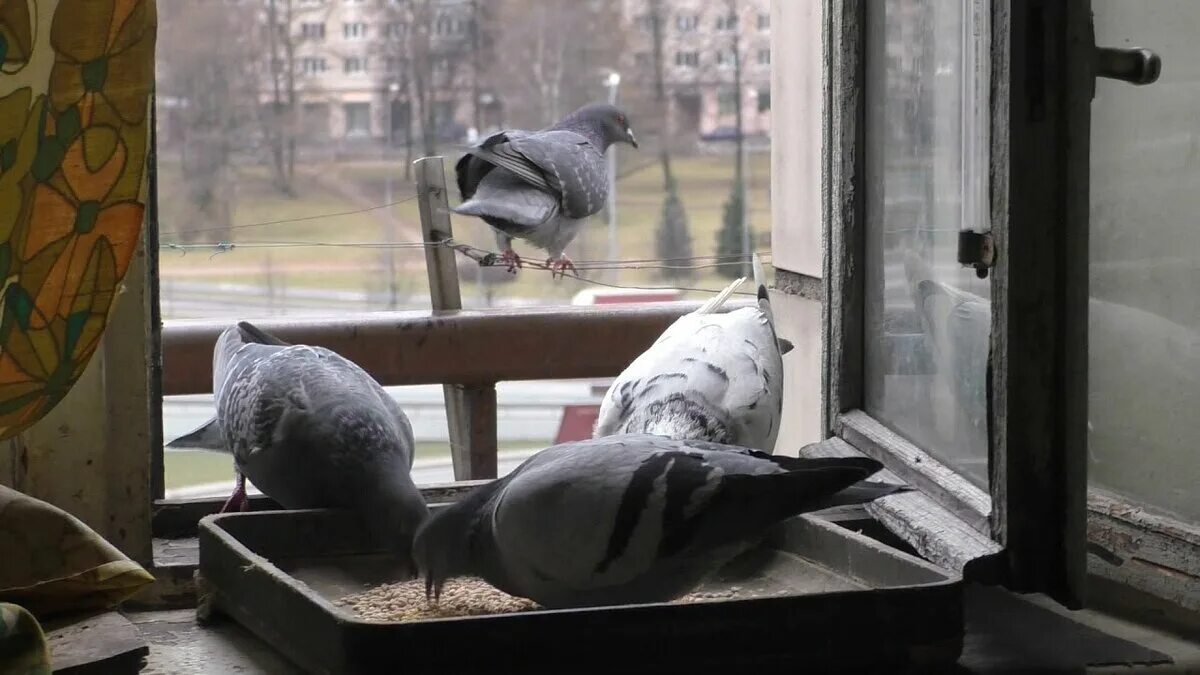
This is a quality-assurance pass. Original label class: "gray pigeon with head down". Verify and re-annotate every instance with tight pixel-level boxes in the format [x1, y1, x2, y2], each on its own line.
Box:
[594, 253, 793, 453]
[412, 435, 903, 609]
[167, 321, 428, 563]
[453, 102, 638, 277]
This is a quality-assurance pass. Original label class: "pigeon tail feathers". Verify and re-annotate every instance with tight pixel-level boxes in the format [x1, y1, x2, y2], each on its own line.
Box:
[237, 321, 290, 347]
[694, 276, 746, 316]
[752, 253, 793, 355]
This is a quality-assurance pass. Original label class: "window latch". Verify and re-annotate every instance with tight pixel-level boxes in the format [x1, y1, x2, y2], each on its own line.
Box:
[958, 231, 994, 279]
[1095, 47, 1161, 86]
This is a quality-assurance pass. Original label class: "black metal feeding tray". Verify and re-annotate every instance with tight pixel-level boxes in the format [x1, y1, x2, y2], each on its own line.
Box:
[196, 488, 963, 675]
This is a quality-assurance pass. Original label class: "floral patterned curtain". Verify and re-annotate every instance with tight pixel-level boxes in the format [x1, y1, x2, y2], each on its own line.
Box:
[0, 0, 155, 439]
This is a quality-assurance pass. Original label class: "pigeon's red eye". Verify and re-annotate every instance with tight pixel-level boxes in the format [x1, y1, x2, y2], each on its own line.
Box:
[617, 115, 625, 126]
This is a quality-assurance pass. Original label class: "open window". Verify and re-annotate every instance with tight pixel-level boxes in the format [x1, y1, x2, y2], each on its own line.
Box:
[804, 0, 1199, 613]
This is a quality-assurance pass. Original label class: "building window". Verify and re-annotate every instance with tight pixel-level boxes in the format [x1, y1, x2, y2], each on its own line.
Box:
[758, 13, 769, 31]
[299, 57, 327, 75]
[757, 48, 770, 65]
[384, 22, 407, 38]
[435, 14, 463, 35]
[715, 14, 738, 31]
[344, 102, 371, 136]
[344, 0, 365, 4]
[343, 22, 367, 40]
[715, 49, 736, 68]
[717, 90, 738, 116]
[300, 22, 325, 40]
[344, 57, 367, 74]
[298, 0, 326, 6]
[756, 88, 771, 112]
[634, 14, 653, 32]
[384, 56, 405, 72]
[676, 14, 698, 32]
[675, 51, 699, 68]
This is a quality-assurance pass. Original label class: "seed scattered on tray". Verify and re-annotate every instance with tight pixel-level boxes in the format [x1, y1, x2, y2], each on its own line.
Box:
[338, 578, 762, 622]
[337, 578, 537, 622]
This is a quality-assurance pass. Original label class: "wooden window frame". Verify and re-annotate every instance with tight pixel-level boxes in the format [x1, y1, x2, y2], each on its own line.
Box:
[822, 0, 1090, 608]
[17, 0, 1187, 622]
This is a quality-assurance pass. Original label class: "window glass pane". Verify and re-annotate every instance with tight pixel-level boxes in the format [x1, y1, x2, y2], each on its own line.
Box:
[1089, 1, 1200, 522]
[863, 1, 991, 485]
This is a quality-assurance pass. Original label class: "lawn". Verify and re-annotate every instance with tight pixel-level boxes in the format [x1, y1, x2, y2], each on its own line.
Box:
[157, 147, 772, 311]
[164, 441, 537, 489]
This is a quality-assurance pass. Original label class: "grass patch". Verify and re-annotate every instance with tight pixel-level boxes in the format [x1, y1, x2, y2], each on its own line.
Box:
[158, 150, 772, 311]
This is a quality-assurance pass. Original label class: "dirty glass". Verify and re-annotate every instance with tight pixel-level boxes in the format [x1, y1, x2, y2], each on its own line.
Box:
[862, 1, 991, 486]
[1088, 1, 1200, 522]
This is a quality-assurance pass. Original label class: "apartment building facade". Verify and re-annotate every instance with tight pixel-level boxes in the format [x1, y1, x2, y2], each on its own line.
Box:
[262, 0, 770, 144]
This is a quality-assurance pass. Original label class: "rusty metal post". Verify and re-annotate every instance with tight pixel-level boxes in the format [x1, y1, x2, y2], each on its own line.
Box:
[414, 156, 496, 480]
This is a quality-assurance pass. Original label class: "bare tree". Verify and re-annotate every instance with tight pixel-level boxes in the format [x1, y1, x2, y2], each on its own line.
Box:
[715, 0, 753, 278]
[490, 0, 625, 128]
[380, 0, 476, 159]
[158, 1, 262, 243]
[647, 0, 695, 281]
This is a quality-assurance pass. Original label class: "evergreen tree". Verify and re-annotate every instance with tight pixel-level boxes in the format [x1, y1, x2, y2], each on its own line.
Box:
[716, 179, 750, 279]
[655, 175, 695, 282]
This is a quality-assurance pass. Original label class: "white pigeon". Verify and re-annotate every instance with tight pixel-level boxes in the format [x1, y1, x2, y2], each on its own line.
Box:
[593, 253, 792, 453]
[412, 435, 901, 609]
[168, 322, 429, 562]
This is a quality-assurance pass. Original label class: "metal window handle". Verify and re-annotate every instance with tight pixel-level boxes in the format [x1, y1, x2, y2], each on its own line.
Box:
[1095, 47, 1161, 86]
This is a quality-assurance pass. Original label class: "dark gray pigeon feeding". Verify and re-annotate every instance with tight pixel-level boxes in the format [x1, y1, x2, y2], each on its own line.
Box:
[453, 102, 638, 278]
[594, 253, 793, 453]
[412, 435, 903, 609]
[167, 321, 428, 563]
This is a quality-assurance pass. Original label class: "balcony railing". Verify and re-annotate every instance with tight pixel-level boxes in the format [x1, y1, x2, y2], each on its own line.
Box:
[160, 301, 752, 483]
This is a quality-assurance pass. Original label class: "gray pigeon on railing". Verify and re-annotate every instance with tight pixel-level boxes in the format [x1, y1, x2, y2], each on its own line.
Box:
[594, 253, 792, 453]
[167, 321, 428, 563]
[412, 435, 902, 609]
[453, 102, 638, 278]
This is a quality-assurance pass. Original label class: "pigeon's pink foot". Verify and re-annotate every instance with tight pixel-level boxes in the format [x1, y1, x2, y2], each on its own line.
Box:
[547, 255, 576, 280]
[499, 249, 522, 274]
[219, 472, 249, 513]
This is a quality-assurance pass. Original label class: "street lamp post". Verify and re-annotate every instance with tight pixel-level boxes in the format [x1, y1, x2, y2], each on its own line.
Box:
[604, 71, 621, 279]
[742, 87, 757, 276]
[385, 82, 401, 309]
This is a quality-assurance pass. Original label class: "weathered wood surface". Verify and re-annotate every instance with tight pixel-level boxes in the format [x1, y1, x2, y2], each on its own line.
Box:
[986, 0, 1091, 608]
[838, 410, 992, 533]
[44, 610, 148, 674]
[1086, 489, 1200, 615]
[822, 0, 866, 435]
[414, 156, 479, 481]
[160, 301, 750, 396]
[800, 436, 999, 574]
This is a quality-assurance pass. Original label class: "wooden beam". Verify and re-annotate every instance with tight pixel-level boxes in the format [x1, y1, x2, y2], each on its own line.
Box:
[414, 155, 477, 480]
[456, 383, 498, 479]
[7, 234, 154, 565]
[839, 410, 992, 534]
[822, 0, 866, 435]
[802, 435, 1000, 575]
[160, 301, 750, 395]
[1086, 489, 1200, 615]
[990, 0, 1090, 608]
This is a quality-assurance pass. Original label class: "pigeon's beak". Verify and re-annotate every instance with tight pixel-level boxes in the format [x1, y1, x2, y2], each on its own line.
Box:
[626, 127, 639, 149]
